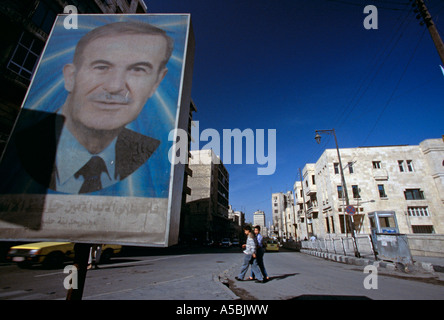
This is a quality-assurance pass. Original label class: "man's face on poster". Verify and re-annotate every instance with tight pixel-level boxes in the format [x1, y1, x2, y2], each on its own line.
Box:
[62, 33, 168, 132]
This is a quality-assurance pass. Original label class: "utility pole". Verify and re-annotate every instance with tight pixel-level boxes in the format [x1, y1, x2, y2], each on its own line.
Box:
[413, 0, 444, 65]
[315, 129, 361, 257]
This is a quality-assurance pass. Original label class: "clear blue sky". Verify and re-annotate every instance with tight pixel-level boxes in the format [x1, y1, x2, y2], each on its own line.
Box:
[146, 0, 444, 225]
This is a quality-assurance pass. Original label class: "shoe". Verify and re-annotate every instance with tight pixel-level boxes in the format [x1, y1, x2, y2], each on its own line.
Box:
[235, 277, 243, 281]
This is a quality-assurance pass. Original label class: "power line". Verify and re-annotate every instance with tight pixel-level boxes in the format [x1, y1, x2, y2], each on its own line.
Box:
[298, 3, 422, 170]
[298, 1, 416, 168]
[334, 6, 414, 131]
[361, 26, 427, 146]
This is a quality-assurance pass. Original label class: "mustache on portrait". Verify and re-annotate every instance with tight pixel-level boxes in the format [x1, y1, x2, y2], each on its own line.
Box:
[89, 91, 131, 104]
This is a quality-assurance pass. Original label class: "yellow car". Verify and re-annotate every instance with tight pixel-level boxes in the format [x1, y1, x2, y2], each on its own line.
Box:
[7, 242, 121, 268]
[265, 240, 279, 252]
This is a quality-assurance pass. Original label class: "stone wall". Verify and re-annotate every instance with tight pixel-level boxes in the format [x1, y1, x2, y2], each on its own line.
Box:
[407, 234, 444, 257]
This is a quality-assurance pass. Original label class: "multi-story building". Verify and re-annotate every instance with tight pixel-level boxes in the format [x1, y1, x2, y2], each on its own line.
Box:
[183, 149, 230, 243]
[228, 205, 245, 227]
[0, 0, 147, 153]
[271, 191, 296, 239]
[253, 210, 266, 229]
[228, 205, 245, 241]
[294, 138, 444, 240]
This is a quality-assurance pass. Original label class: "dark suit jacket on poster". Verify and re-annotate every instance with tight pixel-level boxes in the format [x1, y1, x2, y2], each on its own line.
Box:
[0, 109, 160, 194]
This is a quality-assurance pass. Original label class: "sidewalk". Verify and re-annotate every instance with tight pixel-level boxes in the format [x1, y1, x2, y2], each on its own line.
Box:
[299, 248, 444, 275]
[412, 255, 444, 273]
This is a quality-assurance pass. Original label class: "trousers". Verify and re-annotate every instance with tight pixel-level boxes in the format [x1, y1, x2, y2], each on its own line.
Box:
[251, 247, 268, 278]
[237, 254, 263, 281]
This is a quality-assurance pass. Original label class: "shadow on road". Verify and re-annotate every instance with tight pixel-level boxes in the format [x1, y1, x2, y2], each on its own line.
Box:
[268, 273, 299, 281]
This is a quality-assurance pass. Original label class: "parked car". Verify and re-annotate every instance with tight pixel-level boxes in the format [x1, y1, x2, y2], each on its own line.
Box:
[231, 238, 240, 247]
[265, 240, 279, 252]
[221, 238, 232, 247]
[204, 240, 221, 247]
[6, 242, 121, 268]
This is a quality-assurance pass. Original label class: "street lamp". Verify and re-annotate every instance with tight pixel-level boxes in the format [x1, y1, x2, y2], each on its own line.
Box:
[315, 129, 361, 258]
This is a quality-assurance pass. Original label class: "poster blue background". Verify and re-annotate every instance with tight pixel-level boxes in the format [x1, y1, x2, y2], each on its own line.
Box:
[4, 14, 191, 198]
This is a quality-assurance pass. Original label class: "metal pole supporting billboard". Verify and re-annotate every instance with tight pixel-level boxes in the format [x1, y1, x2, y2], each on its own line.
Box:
[66, 243, 91, 300]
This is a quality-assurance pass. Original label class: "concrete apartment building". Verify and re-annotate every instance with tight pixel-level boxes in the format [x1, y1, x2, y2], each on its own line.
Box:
[228, 205, 245, 241]
[253, 210, 269, 238]
[292, 138, 444, 242]
[253, 210, 266, 229]
[271, 191, 297, 239]
[228, 205, 245, 228]
[182, 149, 231, 243]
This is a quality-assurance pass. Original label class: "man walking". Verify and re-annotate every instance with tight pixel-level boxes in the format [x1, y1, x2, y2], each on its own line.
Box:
[235, 225, 264, 283]
[251, 225, 269, 282]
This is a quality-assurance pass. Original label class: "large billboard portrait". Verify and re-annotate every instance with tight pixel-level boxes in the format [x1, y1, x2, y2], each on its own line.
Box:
[0, 14, 194, 246]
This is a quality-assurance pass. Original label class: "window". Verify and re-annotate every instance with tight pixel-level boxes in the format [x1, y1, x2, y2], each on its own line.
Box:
[379, 216, 396, 228]
[339, 215, 352, 234]
[330, 216, 335, 233]
[348, 162, 354, 174]
[352, 185, 360, 199]
[372, 161, 381, 169]
[399, 160, 414, 172]
[311, 175, 315, 185]
[7, 32, 44, 80]
[337, 185, 343, 199]
[398, 160, 405, 172]
[378, 184, 387, 198]
[412, 225, 434, 234]
[408, 207, 430, 217]
[406, 160, 414, 172]
[325, 217, 331, 233]
[31, 1, 57, 34]
[334, 163, 339, 174]
[404, 189, 425, 200]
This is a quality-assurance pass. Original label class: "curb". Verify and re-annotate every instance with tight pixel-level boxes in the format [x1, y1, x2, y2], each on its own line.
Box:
[300, 249, 443, 274]
[214, 269, 241, 300]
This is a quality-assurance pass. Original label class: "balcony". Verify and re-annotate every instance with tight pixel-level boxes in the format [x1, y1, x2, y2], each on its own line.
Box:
[306, 201, 318, 215]
[372, 168, 388, 181]
[305, 184, 317, 196]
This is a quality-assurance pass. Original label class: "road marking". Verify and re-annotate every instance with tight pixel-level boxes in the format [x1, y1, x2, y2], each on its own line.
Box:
[98, 254, 189, 268]
[35, 271, 63, 278]
[83, 275, 195, 299]
[33, 255, 189, 277]
[0, 289, 50, 300]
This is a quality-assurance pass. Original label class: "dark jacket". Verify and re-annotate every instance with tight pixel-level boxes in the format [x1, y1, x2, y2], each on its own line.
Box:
[0, 109, 159, 194]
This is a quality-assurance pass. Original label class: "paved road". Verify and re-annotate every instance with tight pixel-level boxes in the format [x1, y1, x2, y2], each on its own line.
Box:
[226, 250, 444, 300]
[0, 247, 443, 300]
[0, 246, 241, 300]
